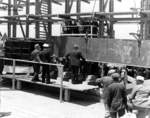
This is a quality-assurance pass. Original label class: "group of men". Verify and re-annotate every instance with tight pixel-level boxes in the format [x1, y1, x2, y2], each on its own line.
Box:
[31, 43, 52, 84]
[97, 67, 150, 118]
[97, 69, 128, 118]
[31, 43, 85, 84]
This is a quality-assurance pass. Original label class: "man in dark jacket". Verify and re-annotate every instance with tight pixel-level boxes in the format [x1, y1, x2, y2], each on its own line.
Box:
[66, 44, 85, 84]
[31, 44, 41, 81]
[96, 69, 116, 118]
[40, 43, 52, 84]
[106, 73, 127, 118]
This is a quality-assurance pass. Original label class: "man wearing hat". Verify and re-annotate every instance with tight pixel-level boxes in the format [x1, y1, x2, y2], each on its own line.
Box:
[40, 43, 53, 84]
[65, 44, 85, 84]
[106, 73, 127, 118]
[96, 69, 116, 118]
[31, 44, 41, 81]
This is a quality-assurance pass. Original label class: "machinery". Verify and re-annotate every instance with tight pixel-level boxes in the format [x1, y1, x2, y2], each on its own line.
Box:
[0, 0, 150, 67]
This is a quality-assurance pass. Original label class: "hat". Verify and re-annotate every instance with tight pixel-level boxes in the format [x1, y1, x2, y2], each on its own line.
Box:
[111, 73, 120, 80]
[43, 43, 49, 48]
[136, 76, 144, 82]
[108, 69, 116, 75]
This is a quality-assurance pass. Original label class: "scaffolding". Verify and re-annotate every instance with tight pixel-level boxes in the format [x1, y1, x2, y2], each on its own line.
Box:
[0, 0, 149, 40]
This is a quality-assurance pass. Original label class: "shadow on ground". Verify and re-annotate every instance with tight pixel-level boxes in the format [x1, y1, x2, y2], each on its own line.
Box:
[1, 79, 100, 106]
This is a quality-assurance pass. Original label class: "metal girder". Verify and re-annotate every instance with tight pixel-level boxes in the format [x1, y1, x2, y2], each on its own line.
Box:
[52, 0, 62, 5]
[81, 0, 90, 4]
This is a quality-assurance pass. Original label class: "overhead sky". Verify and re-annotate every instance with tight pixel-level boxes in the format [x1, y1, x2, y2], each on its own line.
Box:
[0, 0, 142, 39]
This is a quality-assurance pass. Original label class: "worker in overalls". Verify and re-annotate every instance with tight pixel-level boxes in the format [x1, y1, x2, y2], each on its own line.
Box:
[40, 43, 52, 84]
[31, 44, 41, 81]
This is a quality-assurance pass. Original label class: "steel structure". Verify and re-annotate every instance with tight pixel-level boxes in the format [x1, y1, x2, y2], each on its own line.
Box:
[0, 0, 148, 40]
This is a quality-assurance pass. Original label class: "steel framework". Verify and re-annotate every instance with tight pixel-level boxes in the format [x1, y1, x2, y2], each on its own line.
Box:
[0, 0, 149, 40]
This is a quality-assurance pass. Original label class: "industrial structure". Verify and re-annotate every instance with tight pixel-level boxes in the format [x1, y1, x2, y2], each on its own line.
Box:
[0, 0, 150, 67]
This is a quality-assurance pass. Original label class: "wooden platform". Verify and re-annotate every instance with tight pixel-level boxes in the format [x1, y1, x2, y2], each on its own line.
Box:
[1, 74, 98, 101]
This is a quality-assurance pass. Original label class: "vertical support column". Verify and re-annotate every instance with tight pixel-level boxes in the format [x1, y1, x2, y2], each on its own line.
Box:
[35, 0, 40, 39]
[13, 0, 17, 38]
[109, 0, 114, 38]
[26, 0, 30, 39]
[65, 0, 70, 13]
[98, 0, 104, 38]
[59, 65, 64, 102]
[16, 80, 22, 90]
[8, 0, 11, 38]
[48, 0, 52, 38]
[76, 0, 81, 19]
[64, 89, 70, 101]
[99, 0, 104, 12]
[12, 59, 16, 90]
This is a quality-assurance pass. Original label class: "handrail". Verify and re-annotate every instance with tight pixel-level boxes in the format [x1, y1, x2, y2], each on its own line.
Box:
[0, 57, 64, 102]
[1, 57, 64, 67]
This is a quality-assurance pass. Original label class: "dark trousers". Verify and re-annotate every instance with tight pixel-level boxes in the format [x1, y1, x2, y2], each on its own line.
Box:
[32, 63, 40, 81]
[70, 65, 79, 84]
[42, 65, 50, 83]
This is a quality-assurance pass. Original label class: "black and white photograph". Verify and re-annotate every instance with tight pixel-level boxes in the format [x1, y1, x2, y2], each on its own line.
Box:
[0, 0, 150, 118]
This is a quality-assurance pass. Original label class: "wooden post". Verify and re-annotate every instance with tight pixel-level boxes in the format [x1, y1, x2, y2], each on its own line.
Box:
[76, 0, 81, 19]
[13, 0, 17, 38]
[65, 0, 70, 13]
[59, 65, 64, 102]
[8, 0, 11, 38]
[99, 0, 104, 12]
[35, 0, 40, 38]
[16, 80, 22, 90]
[12, 59, 16, 90]
[64, 89, 70, 101]
[109, 0, 114, 38]
[48, 0, 52, 37]
[26, 0, 30, 39]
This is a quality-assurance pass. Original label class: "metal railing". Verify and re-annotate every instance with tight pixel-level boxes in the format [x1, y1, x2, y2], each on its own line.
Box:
[0, 57, 64, 102]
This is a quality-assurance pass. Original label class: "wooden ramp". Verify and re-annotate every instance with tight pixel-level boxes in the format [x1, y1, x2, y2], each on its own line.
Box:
[1, 74, 98, 101]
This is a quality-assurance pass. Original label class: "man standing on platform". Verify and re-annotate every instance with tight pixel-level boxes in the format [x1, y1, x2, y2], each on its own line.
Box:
[31, 44, 41, 81]
[66, 44, 85, 84]
[40, 43, 52, 84]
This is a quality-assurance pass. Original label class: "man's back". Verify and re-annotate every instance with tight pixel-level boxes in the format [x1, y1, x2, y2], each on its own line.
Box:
[66, 51, 84, 66]
[107, 82, 127, 112]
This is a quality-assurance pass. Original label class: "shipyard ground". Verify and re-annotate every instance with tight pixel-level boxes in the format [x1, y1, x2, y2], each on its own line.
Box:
[0, 83, 105, 118]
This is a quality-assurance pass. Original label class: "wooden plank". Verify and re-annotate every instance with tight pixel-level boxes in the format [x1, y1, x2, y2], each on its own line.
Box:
[2, 74, 98, 91]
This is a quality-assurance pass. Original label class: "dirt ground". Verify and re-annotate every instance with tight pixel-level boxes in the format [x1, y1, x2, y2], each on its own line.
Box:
[0, 85, 105, 118]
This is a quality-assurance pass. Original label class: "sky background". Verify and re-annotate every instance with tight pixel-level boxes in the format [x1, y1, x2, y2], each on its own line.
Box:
[0, 0, 142, 39]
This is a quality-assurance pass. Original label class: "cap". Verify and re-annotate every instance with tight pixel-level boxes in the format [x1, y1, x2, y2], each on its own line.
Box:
[136, 76, 144, 82]
[43, 43, 49, 48]
[108, 69, 116, 75]
[73, 44, 79, 49]
[34, 44, 40, 48]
